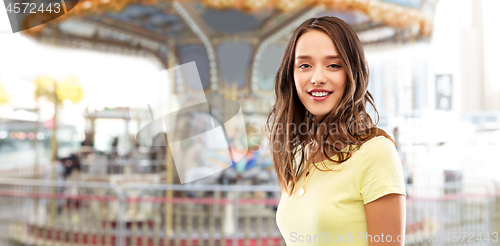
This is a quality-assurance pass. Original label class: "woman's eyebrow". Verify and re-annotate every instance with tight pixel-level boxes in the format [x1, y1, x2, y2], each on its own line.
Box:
[295, 55, 339, 60]
[325, 55, 340, 60]
[295, 55, 312, 60]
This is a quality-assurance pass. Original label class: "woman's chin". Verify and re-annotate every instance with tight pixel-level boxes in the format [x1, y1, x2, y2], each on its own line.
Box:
[311, 113, 329, 122]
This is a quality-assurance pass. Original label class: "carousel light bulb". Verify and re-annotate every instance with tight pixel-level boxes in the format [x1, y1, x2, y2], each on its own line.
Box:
[255, 52, 261, 60]
[242, 0, 269, 11]
[83, 1, 92, 9]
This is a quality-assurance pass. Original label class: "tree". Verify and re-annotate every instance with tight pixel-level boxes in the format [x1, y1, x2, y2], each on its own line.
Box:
[0, 84, 9, 106]
[33, 75, 84, 162]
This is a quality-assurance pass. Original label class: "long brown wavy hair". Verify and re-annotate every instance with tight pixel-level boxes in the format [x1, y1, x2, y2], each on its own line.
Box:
[265, 16, 395, 196]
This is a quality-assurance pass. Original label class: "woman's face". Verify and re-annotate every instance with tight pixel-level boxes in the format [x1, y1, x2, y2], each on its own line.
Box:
[293, 30, 347, 122]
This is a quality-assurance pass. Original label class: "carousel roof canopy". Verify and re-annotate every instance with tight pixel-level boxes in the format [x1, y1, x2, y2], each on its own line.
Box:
[16, 0, 438, 100]
[20, 0, 437, 43]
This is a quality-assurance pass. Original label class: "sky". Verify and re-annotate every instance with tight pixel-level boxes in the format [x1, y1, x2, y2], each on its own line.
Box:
[0, 32, 172, 125]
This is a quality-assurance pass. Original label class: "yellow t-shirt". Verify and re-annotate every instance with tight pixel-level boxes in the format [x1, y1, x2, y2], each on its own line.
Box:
[275, 136, 407, 245]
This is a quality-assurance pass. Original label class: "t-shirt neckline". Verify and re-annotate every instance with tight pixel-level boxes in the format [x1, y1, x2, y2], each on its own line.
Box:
[306, 142, 351, 166]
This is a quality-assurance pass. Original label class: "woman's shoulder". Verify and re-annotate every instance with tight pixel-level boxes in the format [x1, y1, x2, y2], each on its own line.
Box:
[360, 135, 395, 147]
[358, 135, 398, 158]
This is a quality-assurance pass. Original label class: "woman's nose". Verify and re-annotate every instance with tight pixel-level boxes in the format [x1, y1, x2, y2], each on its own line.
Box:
[311, 69, 326, 85]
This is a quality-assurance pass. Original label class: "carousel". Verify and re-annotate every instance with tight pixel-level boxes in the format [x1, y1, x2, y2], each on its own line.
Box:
[20, 0, 437, 115]
[10, 0, 439, 245]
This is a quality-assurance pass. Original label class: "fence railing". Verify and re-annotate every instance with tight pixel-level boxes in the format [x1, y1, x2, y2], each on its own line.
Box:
[404, 183, 500, 246]
[0, 174, 499, 246]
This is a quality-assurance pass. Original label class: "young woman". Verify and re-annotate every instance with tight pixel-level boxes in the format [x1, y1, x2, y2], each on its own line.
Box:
[266, 17, 407, 245]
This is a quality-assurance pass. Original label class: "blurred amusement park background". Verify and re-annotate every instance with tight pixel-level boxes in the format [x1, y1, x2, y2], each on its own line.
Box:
[0, 0, 500, 245]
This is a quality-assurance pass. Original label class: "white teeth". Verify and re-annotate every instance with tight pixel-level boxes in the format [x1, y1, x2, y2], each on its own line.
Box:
[311, 92, 329, 97]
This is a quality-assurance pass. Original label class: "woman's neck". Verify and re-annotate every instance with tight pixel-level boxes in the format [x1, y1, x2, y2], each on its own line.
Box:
[307, 136, 346, 164]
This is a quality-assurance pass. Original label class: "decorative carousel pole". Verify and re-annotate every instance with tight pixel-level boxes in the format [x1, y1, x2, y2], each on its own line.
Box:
[165, 40, 176, 239]
[33, 74, 83, 228]
[232, 81, 237, 101]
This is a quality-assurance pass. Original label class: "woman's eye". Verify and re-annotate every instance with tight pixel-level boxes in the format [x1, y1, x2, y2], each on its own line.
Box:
[299, 64, 311, 69]
[328, 64, 341, 68]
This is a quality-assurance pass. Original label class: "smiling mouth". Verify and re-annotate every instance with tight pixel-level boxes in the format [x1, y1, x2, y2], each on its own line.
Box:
[308, 91, 333, 97]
